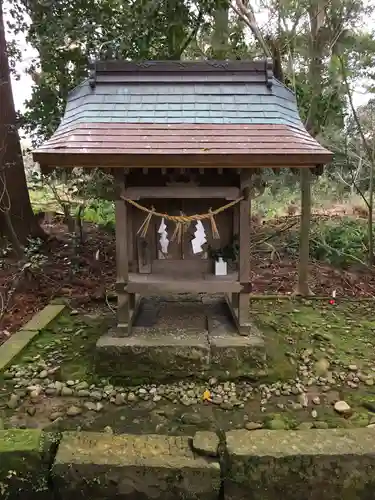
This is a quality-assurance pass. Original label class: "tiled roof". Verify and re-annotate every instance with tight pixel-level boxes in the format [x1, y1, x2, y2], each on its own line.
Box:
[33, 60, 332, 168]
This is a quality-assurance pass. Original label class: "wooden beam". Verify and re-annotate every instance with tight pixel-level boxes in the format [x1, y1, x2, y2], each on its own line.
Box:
[118, 273, 242, 294]
[33, 152, 331, 169]
[123, 186, 241, 200]
[238, 169, 252, 330]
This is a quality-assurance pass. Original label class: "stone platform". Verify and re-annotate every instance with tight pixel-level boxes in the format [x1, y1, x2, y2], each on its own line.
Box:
[95, 294, 266, 382]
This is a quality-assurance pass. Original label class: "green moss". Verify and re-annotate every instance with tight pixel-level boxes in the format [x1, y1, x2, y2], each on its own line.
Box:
[2, 312, 110, 385]
[0, 430, 42, 453]
[251, 299, 375, 382]
[263, 412, 296, 430]
[0, 430, 51, 499]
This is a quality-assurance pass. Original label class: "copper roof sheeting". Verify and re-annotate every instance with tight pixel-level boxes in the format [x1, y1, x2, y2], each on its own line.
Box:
[33, 60, 332, 168]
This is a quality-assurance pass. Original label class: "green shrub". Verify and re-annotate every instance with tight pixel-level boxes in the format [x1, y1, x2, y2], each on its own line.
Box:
[82, 199, 115, 229]
[286, 217, 369, 267]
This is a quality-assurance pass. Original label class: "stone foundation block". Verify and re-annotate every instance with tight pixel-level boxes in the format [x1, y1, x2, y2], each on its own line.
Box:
[209, 333, 266, 379]
[95, 331, 210, 382]
[0, 429, 52, 499]
[224, 429, 375, 500]
[52, 432, 221, 500]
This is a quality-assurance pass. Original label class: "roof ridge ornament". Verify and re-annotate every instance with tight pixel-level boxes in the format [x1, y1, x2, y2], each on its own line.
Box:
[265, 58, 273, 89]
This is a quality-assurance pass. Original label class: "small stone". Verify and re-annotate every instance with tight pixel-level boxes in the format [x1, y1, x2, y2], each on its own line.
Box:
[90, 391, 103, 401]
[290, 402, 303, 411]
[153, 395, 162, 402]
[61, 387, 73, 397]
[181, 397, 194, 407]
[366, 424, 375, 428]
[365, 378, 374, 386]
[66, 405, 82, 417]
[95, 403, 104, 412]
[27, 406, 36, 416]
[49, 411, 64, 421]
[104, 426, 113, 434]
[311, 410, 318, 418]
[29, 390, 41, 401]
[77, 390, 90, 397]
[45, 388, 57, 396]
[181, 413, 202, 425]
[220, 402, 234, 410]
[276, 403, 285, 410]
[39, 370, 48, 379]
[245, 422, 263, 431]
[298, 393, 309, 408]
[314, 421, 329, 429]
[297, 422, 313, 430]
[209, 377, 217, 386]
[314, 358, 330, 376]
[313, 332, 333, 342]
[291, 386, 302, 395]
[127, 392, 137, 402]
[115, 393, 126, 406]
[7, 394, 19, 409]
[267, 418, 286, 430]
[334, 400, 351, 415]
[138, 388, 147, 395]
[75, 381, 89, 391]
[348, 364, 358, 372]
[312, 396, 321, 405]
[83, 402, 97, 411]
[66, 380, 76, 386]
[54, 381, 64, 393]
[347, 381, 359, 389]
[192, 431, 219, 457]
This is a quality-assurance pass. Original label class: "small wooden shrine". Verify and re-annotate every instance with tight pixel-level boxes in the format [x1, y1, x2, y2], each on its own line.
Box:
[33, 60, 332, 339]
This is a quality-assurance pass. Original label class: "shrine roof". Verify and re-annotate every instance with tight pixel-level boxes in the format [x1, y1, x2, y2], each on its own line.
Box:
[33, 60, 332, 168]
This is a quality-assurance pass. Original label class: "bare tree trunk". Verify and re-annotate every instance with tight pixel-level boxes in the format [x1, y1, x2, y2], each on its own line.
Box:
[232, 0, 271, 57]
[211, 0, 229, 59]
[368, 161, 374, 263]
[296, 0, 326, 295]
[0, 0, 45, 246]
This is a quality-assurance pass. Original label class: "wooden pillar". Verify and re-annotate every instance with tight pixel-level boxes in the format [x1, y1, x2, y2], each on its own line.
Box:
[297, 167, 311, 295]
[114, 169, 131, 336]
[238, 169, 252, 333]
[231, 204, 240, 312]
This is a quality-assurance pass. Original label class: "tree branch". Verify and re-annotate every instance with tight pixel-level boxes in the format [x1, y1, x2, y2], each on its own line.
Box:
[230, 0, 271, 57]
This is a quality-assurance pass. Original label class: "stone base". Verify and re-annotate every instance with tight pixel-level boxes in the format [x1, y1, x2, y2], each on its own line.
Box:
[96, 329, 265, 382]
[224, 429, 375, 500]
[96, 329, 211, 383]
[95, 295, 266, 382]
[53, 432, 221, 500]
[210, 331, 267, 379]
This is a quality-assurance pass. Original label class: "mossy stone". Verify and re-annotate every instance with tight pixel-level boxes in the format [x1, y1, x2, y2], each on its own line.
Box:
[0, 430, 51, 499]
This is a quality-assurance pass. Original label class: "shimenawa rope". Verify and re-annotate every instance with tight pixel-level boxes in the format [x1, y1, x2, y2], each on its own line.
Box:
[121, 196, 244, 242]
